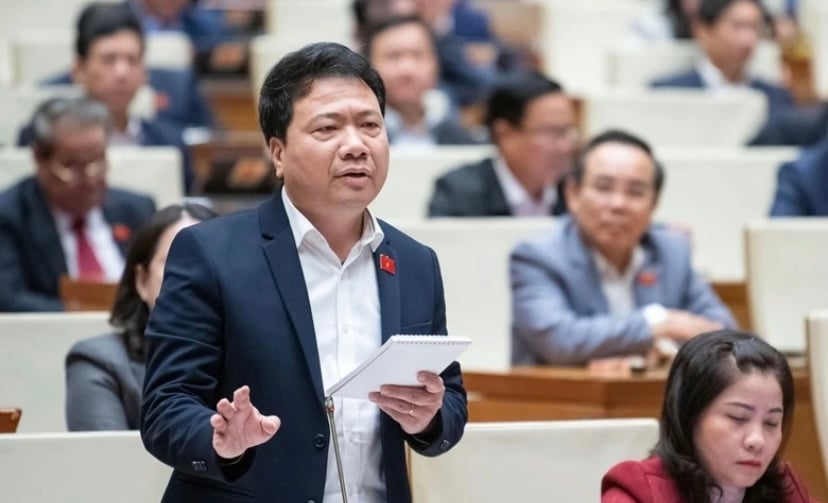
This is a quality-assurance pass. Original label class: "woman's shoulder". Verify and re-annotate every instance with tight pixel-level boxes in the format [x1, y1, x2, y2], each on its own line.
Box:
[67, 333, 129, 365]
[603, 457, 682, 503]
[778, 461, 815, 503]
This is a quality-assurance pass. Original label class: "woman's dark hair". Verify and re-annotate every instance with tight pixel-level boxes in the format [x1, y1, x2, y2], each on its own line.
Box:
[653, 329, 795, 502]
[109, 203, 217, 361]
[666, 0, 695, 39]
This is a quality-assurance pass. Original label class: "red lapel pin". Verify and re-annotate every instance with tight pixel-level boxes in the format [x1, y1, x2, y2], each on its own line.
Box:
[379, 254, 396, 275]
[112, 224, 132, 243]
[637, 269, 658, 287]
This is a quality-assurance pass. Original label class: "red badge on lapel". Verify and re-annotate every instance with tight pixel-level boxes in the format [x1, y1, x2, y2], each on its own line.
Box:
[154, 92, 170, 111]
[112, 224, 131, 243]
[379, 254, 396, 275]
[637, 269, 658, 287]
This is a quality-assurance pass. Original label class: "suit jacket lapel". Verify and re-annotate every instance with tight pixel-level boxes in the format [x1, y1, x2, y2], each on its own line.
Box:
[101, 194, 131, 256]
[563, 218, 609, 313]
[374, 229, 400, 344]
[25, 180, 67, 280]
[634, 236, 662, 307]
[259, 194, 324, 402]
[481, 158, 512, 216]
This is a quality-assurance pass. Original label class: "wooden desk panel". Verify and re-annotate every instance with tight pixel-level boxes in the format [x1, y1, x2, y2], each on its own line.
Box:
[464, 365, 827, 501]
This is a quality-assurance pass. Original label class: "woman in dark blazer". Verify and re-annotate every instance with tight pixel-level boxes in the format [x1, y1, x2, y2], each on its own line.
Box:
[65, 202, 216, 430]
[602, 329, 815, 503]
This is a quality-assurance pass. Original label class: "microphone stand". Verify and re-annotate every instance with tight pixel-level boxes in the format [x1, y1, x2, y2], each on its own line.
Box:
[325, 397, 348, 503]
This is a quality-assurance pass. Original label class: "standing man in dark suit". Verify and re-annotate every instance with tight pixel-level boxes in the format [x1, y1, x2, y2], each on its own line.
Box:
[365, 16, 480, 146]
[428, 72, 577, 217]
[0, 97, 156, 312]
[141, 42, 467, 502]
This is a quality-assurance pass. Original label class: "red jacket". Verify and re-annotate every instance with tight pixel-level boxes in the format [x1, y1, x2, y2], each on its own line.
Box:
[602, 456, 815, 503]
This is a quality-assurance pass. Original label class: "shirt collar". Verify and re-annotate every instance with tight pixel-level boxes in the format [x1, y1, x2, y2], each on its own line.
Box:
[281, 188, 384, 253]
[696, 56, 748, 91]
[592, 246, 646, 281]
[492, 156, 557, 211]
[109, 116, 144, 146]
[50, 206, 105, 232]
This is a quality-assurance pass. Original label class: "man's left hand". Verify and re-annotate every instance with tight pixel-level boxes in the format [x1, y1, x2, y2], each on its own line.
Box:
[369, 371, 444, 435]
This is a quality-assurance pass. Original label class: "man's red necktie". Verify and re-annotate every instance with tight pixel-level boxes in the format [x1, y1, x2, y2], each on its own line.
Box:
[72, 217, 105, 281]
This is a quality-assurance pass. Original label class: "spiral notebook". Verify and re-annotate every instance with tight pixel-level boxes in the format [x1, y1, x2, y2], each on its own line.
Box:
[325, 335, 472, 399]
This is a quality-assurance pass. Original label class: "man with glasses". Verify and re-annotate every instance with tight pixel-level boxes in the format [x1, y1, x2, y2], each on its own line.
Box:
[0, 97, 155, 312]
[510, 130, 735, 366]
[427, 72, 576, 217]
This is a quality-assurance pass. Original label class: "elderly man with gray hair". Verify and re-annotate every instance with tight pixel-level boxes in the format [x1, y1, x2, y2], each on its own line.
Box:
[0, 96, 155, 312]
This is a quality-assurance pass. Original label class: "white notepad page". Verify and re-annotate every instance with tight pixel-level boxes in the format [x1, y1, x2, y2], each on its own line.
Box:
[325, 335, 472, 399]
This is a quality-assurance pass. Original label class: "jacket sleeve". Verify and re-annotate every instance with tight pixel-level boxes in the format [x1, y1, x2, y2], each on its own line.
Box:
[427, 175, 465, 217]
[510, 242, 653, 365]
[0, 219, 63, 312]
[679, 262, 737, 329]
[602, 461, 651, 503]
[770, 160, 811, 216]
[406, 248, 467, 456]
[140, 227, 253, 482]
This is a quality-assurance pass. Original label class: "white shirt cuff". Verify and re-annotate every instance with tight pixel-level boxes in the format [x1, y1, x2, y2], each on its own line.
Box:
[642, 303, 668, 328]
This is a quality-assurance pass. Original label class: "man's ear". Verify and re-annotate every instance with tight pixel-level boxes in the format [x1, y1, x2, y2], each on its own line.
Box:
[268, 137, 285, 178]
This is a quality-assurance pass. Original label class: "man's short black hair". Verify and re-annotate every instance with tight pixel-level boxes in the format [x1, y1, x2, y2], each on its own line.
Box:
[76, 2, 144, 60]
[571, 129, 665, 195]
[697, 0, 766, 26]
[363, 15, 437, 60]
[258, 42, 386, 143]
[484, 71, 564, 136]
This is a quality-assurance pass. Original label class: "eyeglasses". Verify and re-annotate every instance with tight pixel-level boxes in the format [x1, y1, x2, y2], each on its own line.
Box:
[522, 125, 580, 144]
[48, 160, 107, 185]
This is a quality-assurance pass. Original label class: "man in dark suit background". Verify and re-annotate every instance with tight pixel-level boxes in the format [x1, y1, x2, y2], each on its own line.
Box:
[769, 140, 828, 216]
[20, 3, 197, 191]
[428, 71, 576, 217]
[141, 42, 467, 502]
[649, 0, 810, 145]
[365, 16, 480, 146]
[0, 97, 156, 312]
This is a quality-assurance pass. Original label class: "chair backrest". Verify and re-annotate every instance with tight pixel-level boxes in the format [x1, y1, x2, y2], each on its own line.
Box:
[249, 34, 304, 101]
[807, 309, 828, 483]
[653, 146, 799, 281]
[610, 40, 781, 89]
[266, 0, 352, 45]
[0, 431, 170, 502]
[370, 145, 494, 219]
[145, 32, 193, 70]
[809, 1, 828, 99]
[540, 0, 643, 93]
[409, 418, 660, 503]
[0, 1, 119, 40]
[393, 218, 557, 371]
[583, 89, 767, 146]
[0, 312, 111, 432]
[10, 30, 73, 86]
[0, 146, 184, 208]
[746, 219, 828, 353]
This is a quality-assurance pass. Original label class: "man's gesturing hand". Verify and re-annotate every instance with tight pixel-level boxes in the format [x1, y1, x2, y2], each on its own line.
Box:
[210, 385, 280, 459]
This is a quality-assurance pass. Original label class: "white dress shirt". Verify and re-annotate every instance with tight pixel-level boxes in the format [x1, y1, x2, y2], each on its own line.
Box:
[51, 207, 125, 282]
[492, 157, 557, 217]
[282, 189, 386, 503]
[109, 116, 144, 146]
[696, 56, 749, 93]
[591, 247, 666, 328]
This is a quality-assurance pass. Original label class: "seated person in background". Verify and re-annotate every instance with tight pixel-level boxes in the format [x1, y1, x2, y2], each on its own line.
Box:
[510, 130, 735, 366]
[650, 0, 807, 145]
[66, 202, 216, 431]
[0, 97, 156, 312]
[428, 71, 576, 217]
[602, 329, 813, 502]
[44, 2, 214, 131]
[770, 140, 828, 216]
[632, 0, 700, 43]
[365, 16, 480, 146]
[20, 2, 196, 190]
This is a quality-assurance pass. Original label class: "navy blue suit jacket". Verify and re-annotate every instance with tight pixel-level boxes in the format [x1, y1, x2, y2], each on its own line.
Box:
[651, 69, 800, 145]
[44, 68, 213, 130]
[0, 177, 155, 312]
[770, 141, 828, 216]
[141, 193, 468, 502]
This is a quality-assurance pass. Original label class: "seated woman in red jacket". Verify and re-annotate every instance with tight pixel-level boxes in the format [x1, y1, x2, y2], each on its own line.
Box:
[602, 329, 814, 503]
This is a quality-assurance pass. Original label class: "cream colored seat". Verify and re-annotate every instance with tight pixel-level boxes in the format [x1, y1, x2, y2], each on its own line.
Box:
[610, 41, 781, 89]
[0, 431, 169, 502]
[395, 218, 557, 371]
[0, 85, 82, 147]
[145, 32, 194, 70]
[0, 313, 110, 432]
[583, 89, 767, 147]
[746, 219, 828, 353]
[409, 419, 659, 503]
[0, 146, 184, 207]
[807, 309, 828, 483]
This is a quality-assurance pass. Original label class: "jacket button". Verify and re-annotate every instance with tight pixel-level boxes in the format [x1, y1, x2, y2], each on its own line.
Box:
[440, 439, 451, 451]
[313, 434, 327, 449]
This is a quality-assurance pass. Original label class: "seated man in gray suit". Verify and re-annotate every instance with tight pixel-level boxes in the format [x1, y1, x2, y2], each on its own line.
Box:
[428, 71, 576, 217]
[0, 97, 156, 312]
[510, 130, 736, 366]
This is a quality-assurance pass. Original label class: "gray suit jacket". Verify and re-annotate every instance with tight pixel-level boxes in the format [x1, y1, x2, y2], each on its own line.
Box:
[65, 332, 144, 431]
[510, 217, 736, 365]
